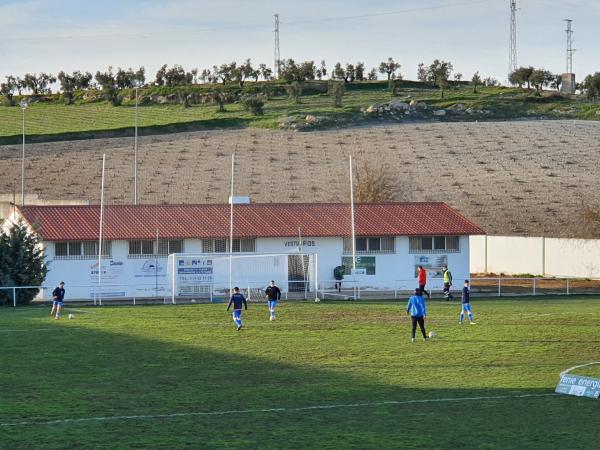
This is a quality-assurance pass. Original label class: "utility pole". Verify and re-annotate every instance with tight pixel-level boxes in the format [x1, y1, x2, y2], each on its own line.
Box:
[273, 13, 280, 80]
[509, 0, 517, 81]
[564, 19, 574, 74]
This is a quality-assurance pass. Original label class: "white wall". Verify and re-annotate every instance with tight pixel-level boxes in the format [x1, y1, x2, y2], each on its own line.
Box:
[470, 235, 600, 278]
[41, 234, 473, 299]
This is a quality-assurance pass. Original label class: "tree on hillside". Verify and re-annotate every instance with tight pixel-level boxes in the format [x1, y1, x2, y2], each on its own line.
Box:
[354, 62, 365, 82]
[529, 69, 554, 92]
[332, 63, 346, 82]
[285, 81, 303, 104]
[0, 221, 48, 306]
[155, 64, 195, 86]
[418, 60, 453, 98]
[23, 73, 56, 95]
[378, 57, 401, 80]
[417, 63, 428, 83]
[278, 59, 316, 82]
[509, 66, 534, 89]
[471, 71, 482, 93]
[199, 69, 211, 83]
[367, 68, 378, 81]
[258, 63, 273, 81]
[115, 67, 145, 89]
[454, 72, 463, 84]
[550, 74, 562, 91]
[315, 60, 327, 80]
[0, 76, 18, 106]
[484, 76, 499, 87]
[583, 72, 600, 100]
[95, 67, 121, 105]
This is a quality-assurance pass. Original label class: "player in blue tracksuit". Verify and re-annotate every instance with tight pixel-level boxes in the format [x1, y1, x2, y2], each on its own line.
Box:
[226, 287, 248, 330]
[265, 280, 282, 321]
[460, 280, 476, 325]
[406, 288, 428, 342]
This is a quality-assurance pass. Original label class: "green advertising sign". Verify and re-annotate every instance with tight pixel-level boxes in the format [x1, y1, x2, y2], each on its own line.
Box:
[555, 373, 600, 399]
[341, 256, 376, 275]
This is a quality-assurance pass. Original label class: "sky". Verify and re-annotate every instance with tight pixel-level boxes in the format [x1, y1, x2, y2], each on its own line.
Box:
[1, 0, 599, 86]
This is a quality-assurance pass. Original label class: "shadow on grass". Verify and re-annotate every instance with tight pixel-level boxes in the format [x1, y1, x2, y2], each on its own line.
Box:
[0, 307, 597, 450]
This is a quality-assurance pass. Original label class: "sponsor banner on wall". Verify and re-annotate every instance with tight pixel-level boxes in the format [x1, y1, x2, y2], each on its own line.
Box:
[341, 256, 376, 275]
[414, 255, 447, 278]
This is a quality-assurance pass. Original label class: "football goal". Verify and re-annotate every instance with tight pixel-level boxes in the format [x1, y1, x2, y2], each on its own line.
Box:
[167, 252, 318, 303]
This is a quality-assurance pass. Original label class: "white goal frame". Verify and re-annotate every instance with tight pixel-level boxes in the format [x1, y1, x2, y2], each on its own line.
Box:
[168, 252, 319, 303]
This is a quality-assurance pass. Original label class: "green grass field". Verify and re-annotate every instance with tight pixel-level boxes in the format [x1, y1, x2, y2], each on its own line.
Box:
[1, 297, 599, 449]
[1, 84, 598, 144]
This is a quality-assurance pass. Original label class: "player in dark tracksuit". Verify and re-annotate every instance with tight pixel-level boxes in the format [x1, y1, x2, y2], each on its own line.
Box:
[460, 280, 476, 325]
[226, 287, 248, 330]
[265, 280, 282, 321]
[50, 282, 65, 319]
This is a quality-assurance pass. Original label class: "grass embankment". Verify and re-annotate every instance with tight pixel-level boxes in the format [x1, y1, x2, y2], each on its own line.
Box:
[1, 297, 598, 449]
[0, 81, 598, 145]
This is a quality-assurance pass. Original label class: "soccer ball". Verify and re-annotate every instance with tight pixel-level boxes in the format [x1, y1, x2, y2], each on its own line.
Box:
[68, 314, 75, 320]
[191, 299, 196, 303]
[314, 298, 321, 303]
[428, 331, 437, 338]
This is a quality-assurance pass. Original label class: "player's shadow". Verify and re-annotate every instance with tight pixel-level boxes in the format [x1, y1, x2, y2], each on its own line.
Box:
[2, 309, 598, 450]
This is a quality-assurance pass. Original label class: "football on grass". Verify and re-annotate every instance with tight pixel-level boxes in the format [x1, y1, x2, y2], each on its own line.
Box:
[428, 331, 437, 338]
[68, 314, 75, 319]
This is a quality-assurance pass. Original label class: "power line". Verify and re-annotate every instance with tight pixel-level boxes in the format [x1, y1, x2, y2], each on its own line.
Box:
[281, 0, 498, 26]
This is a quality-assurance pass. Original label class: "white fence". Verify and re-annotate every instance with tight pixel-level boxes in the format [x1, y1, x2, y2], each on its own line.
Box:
[470, 235, 600, 278]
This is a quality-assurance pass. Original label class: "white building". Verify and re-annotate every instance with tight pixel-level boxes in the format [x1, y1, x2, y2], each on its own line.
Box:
[7, 202, 484, 300]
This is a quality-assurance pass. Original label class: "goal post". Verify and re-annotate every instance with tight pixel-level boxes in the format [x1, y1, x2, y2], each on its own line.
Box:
[167, 252, 318, 303]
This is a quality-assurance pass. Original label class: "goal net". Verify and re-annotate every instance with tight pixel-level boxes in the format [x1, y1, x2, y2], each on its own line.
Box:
[167, 252, 318, 303]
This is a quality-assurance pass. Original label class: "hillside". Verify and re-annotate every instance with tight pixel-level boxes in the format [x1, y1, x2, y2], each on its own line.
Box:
[1, 82, 599, 145]
[1, 120, 599, 239]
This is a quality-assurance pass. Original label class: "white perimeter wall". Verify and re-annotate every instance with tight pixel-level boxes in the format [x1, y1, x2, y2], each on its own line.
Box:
[41, 235, 472, 299]
[470, 235, 600, 278]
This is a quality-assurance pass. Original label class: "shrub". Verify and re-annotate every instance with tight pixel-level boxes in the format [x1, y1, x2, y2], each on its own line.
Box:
[241, 95, 264, 115]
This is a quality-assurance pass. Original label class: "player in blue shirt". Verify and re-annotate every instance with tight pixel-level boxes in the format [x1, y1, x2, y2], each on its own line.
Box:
[265, 280, 282, 321]
[460, 280, 476, 325]
[226, 287, 248, 331]
[406, 288, 428, 342]
[50, 281, 65, 320]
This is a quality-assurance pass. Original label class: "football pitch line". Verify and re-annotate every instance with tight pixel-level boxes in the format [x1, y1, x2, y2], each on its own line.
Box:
[0, 393, 558, 428]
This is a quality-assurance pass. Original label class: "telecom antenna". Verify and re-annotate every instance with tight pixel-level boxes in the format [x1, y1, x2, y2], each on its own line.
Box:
[274, 13, 280, 79]
[564, 19, 574, 73]
[509, 0, 517, 79]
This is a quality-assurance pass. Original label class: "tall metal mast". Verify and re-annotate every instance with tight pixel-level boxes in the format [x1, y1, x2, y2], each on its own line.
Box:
[509, 0, 517, 79]
[564, 19, 574, 73]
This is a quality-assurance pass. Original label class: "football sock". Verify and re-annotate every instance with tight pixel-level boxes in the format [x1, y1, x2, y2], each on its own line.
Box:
[460, 312, 464, 323]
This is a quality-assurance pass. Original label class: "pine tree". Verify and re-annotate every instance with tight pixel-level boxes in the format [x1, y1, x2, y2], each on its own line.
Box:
[0, 221, 48, 305]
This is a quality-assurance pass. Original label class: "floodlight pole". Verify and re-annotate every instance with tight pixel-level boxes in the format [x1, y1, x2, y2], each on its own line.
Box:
[98, 153, 106, 307]
[134, 86, 139, 205]
[349, 155, 356, 272]
[20, 101, 28, 205]
[229, 153, 235, 294]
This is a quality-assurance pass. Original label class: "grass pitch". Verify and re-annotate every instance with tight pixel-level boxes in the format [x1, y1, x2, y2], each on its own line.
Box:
[1, 297, 598, 449]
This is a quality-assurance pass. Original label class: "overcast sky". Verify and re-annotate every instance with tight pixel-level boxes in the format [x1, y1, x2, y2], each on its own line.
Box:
[1, 0, 599, 85]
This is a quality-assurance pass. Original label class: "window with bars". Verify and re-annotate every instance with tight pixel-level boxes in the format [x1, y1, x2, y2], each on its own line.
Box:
[343, 237, 395, 254]
[128, 239, 184, 257]
[409, 236, 460, 253]
[202, 238, 256, 253]
[54, 241, 111, 259]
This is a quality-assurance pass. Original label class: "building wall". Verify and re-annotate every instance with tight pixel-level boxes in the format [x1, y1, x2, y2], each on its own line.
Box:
[40, 235, 472, 300]
[469, 235, 600, 278]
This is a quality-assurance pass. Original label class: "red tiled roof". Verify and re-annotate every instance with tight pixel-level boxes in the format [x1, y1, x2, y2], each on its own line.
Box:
[16, 203, 485, 241]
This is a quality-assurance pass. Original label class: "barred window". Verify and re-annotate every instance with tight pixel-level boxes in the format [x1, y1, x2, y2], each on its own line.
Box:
[343, 237, 395, 254]
[54, 241, 111, 259]
[409, 236, 460, 253]
[129, 239, 184, 257]
[202, 238, 255, 253]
